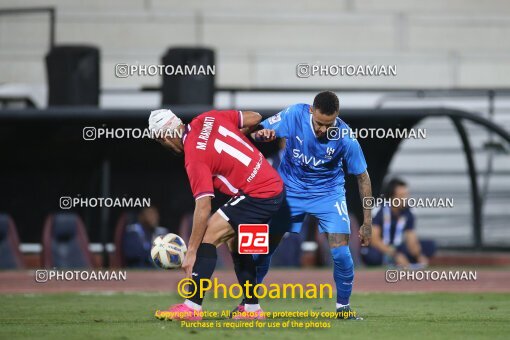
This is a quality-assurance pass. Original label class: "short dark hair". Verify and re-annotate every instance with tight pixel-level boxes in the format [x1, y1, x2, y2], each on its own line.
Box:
[313, 91, 339, 116]
[383, 178, 407, 199]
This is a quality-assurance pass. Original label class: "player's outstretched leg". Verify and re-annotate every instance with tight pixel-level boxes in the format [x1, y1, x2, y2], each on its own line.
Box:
[328, 233, 363, 320]
[254, 253, 272, 284]
[253, 234, 284, 283]
[156, 212, 231, 321]
[155, 243, 218, 321]
[229, 234, 283, 316]
[229, 250, 264, 319]
[251, 199, 292, 285]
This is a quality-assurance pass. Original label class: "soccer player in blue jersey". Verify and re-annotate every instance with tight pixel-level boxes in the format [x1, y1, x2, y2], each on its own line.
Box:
[235, 91, 373, 319]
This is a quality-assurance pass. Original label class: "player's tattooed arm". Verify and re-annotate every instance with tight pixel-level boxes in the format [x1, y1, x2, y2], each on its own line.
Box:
[357, 170, 373, 246]
[181, 196, 212, 277]
[239, 111, 262, 135]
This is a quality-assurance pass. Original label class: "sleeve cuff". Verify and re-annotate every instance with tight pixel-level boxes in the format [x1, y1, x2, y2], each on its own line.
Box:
[350, 167, 367, 176]
[238, 110, 243, 129]
[194, 192, 215, 200]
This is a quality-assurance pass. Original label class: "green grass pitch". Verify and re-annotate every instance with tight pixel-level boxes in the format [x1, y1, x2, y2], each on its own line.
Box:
[1, 292, 509, 339]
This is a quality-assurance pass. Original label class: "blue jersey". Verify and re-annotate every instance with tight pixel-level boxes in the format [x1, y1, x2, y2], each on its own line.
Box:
[261, 103, 367, 197]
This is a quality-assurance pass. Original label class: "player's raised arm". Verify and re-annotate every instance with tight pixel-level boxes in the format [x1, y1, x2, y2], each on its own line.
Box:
[181, 196, 212, 277]
[240, 110, 276, 142]
[251, 129, 276, 142]
[240, 110, 262, 131]
[249, 105, 298, 142]
[242, 110, 276, 142]
[357, 170, 373, 246]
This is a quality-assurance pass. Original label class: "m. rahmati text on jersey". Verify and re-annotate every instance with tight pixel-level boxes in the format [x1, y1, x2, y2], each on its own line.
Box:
[197, 117, 215, 150]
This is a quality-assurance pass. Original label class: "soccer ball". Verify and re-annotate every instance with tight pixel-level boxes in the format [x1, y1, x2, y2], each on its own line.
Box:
[150, 233, 187, 269]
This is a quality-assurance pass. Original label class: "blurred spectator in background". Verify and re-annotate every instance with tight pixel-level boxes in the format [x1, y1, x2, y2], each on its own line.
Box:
[361, 178, 436, 269]
[123, 207, 168, 268]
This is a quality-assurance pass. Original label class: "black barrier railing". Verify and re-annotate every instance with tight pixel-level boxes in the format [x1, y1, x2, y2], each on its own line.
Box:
[1, 106, 508, 134]
[132, 86, 510, 120]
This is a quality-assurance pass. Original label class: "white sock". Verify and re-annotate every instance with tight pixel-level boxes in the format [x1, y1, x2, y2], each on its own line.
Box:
[336, 303, 349, 309]
[184, 299, 202, 310]
[245, 304, 261, 312]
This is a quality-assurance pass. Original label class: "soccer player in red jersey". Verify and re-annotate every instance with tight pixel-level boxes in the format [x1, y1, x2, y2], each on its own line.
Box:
[149, 108, 285, 321]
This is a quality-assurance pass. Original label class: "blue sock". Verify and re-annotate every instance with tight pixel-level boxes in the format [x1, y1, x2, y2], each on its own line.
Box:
[253, 235, 283, 284]
[253, 253, 272, 284]
[331, 245, 354, 306]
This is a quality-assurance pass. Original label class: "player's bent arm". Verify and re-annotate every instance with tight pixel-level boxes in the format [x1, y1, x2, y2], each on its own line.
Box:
[187, 196, 212, 255]
[241, 111, 262, 129]
[239, 111, 262, 135]
[357, 171, 372, 223]
[357, 170, 373, 246]
[250, 129, 276, 142]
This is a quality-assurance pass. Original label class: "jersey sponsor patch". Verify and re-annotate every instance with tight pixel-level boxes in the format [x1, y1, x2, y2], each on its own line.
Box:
[268, 113, 281, 124]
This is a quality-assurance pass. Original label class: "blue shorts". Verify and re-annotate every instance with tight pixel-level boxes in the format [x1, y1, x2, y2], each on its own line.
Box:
[270, 189, 351, 235]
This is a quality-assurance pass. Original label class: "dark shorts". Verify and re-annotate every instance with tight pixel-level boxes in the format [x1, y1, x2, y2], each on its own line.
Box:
[361, 240, 437, 266]
[217, 190, 285, 232]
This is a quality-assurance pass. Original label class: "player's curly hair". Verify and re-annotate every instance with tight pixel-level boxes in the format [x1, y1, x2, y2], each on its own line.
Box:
[313, 91, 339, 116]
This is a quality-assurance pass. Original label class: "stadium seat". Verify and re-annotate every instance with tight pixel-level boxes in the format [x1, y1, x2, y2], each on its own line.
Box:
[111, 211, 138, 268]
[41, 213, 95, 269]
[0, 213, 25, 269]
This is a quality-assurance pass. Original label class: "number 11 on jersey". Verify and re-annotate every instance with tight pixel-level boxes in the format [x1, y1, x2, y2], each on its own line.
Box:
[214, 125, 254, 166]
